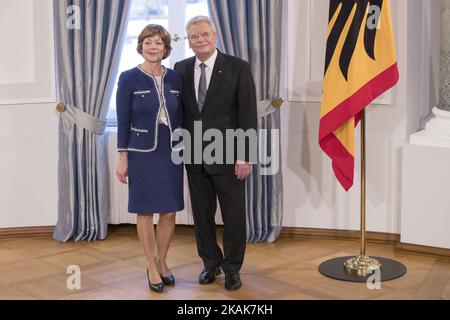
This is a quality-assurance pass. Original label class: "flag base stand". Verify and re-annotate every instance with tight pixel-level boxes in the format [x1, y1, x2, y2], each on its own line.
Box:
[318, 110, 407, 283]
[318, 256, 406, 282]
[344, 255, 381, 276]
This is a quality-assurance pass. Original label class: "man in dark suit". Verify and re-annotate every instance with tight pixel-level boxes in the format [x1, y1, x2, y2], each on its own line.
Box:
[174, 16, 257, 291]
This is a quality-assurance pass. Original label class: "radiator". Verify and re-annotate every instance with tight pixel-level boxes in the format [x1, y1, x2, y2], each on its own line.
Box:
[105, 128, 223, 225]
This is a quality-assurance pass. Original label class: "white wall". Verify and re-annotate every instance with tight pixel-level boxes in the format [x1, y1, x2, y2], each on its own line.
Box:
[0, 105, 59, 227]
[280, 0, 440, 233]
[0, 0, 58, 228]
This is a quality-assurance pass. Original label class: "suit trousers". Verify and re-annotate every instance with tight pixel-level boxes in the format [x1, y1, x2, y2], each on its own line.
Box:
[187, 166, 246, 273]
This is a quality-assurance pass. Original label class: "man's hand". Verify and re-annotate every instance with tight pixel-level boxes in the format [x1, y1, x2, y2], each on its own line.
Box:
[235, 162, 252, 180]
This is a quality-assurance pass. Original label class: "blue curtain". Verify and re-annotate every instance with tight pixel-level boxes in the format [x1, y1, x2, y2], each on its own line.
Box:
[53, 0, 131, 242]
[208, 0, 284, 242]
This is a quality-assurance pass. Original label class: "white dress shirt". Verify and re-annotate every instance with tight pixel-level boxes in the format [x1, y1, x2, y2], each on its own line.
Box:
[194, 49, 218, 102]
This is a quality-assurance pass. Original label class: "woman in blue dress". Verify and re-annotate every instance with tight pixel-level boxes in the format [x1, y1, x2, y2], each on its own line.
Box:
[115, 24, 183, 293]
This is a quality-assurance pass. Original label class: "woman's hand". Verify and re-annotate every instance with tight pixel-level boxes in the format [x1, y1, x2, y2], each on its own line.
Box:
[116, 152, 128, 184]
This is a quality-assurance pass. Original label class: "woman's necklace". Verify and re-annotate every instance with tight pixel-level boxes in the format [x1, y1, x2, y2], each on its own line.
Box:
[142, 64, 163, 77]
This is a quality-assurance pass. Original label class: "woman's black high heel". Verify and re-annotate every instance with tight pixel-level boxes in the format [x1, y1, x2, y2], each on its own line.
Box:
[147, 269, 164, 293]
[160, 273, 175, 286]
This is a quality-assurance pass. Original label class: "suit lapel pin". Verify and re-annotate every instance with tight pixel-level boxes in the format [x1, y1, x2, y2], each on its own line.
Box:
[219, 70, 223, 74]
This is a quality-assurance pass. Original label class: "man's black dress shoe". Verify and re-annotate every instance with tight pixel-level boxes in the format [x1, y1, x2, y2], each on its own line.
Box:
[147, 269, 164, 293]
[160, 273, 175, 286]
[224, 272, 242, 291]
[199, 267, 221, 285]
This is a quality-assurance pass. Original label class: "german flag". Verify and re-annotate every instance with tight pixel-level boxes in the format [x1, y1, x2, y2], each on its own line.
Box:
[319, 0, 399, 191]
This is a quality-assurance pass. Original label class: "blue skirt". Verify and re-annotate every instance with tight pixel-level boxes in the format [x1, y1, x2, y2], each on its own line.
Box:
[127, 124, 184, 214]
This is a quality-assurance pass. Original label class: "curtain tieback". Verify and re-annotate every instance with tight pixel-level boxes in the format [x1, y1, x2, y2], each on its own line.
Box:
[257, 98, 284, 118]
[56, 103, 107, 135]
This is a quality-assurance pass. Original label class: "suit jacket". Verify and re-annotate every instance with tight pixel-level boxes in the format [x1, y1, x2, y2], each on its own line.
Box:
[116, 67, 183, 153]
[174, 50, 257, 174]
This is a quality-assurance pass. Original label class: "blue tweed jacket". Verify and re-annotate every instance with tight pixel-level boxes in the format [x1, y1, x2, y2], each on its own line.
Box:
[116, 66, 183, 152]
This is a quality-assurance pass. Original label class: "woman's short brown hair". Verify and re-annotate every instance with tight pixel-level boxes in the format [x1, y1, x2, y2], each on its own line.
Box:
[137, 24, 172, 60]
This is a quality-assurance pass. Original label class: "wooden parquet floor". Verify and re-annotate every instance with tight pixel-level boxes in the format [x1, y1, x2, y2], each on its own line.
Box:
[0, 225, 449, 300]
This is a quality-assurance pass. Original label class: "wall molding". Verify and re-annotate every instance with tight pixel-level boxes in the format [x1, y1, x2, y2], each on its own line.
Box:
[396, 242, 450, 258]
[287, 0, 325, 102]
[280, 227, 450, 258]
[1, 225, 448, 258]
[280, 226, 400, 244]
[0, 0, 56, 105]
[0, 226, 54, 239]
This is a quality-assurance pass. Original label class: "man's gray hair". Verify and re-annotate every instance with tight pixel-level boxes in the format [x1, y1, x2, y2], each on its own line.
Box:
[186, 15, 217, 35]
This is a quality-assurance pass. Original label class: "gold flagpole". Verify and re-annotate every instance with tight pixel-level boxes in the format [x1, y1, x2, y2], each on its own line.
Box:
[344, 109, 381, 276]
[318, 108, 406, 282]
